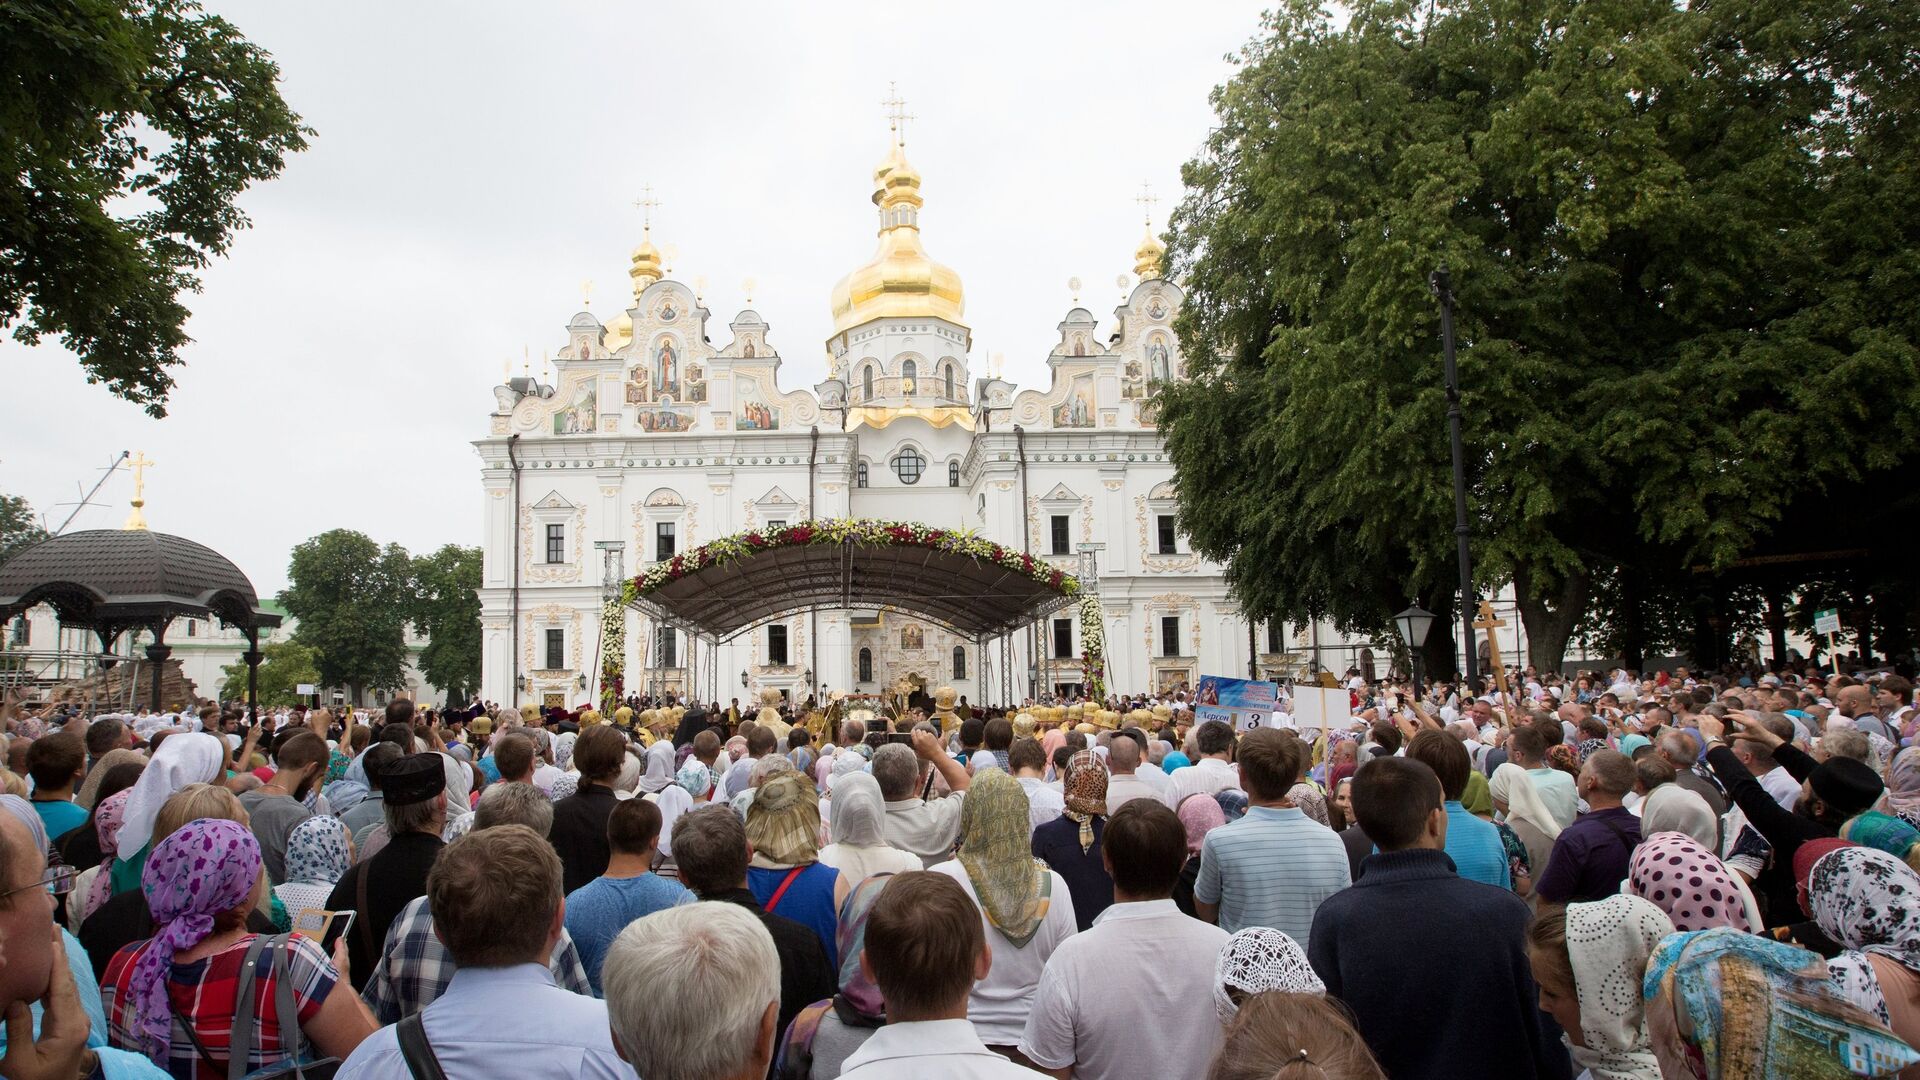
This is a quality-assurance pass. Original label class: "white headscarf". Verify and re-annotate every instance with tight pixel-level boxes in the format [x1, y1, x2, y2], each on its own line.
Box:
[439, 752, 473, 825]
[640, 740, 676, 794]
[117, 731, 226, 860]
[1639, 785, 1717, 849]
[1490, 762, 1562, 840]
[1213, 927, 1323, 1023]
[654, 784, 692, 858]
[1564, 895, 1672, 1080]
[828, 772, 888, 848]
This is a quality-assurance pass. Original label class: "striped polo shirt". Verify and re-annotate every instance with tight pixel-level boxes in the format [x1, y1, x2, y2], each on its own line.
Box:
[1194, 804, 1351, 948]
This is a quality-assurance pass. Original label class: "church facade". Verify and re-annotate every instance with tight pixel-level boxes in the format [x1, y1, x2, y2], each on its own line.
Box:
[474, 136, 1351, 709]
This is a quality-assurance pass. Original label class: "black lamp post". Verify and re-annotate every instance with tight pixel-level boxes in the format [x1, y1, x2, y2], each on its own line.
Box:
[1429, 266, 1477, 683]
[1394, 603, 1436, 698]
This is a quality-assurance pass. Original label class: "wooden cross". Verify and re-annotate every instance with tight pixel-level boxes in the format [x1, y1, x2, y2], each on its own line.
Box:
[1473, 599, 1510, 699]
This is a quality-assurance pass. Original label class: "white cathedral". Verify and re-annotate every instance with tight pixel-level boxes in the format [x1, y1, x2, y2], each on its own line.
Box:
[474, 134, 1375, 710]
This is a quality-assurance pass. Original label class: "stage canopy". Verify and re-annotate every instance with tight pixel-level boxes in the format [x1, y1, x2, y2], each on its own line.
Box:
[626, 522, 1083, 643]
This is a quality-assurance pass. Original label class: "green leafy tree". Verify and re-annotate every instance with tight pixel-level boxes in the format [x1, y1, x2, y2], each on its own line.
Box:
[0, 492, 49, 568]
[218, 639, 320, 707]
[411, 544, 482, 704]
[1160, 0, 1920, 675]
[1, 0, 312, 415]
[279, 530, 412, 701]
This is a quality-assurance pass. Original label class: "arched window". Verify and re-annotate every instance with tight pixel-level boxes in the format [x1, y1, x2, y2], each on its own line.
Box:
[952, 645, 966, 679]
[856, 462, 869, 488]
[901, 359, 917, 394]
[944, 363, 955, 400]
[948, 460, 960, 487]
[863, 365, 874, 400]
[858, 648, 873, 683]
[892, 448, 925, 485]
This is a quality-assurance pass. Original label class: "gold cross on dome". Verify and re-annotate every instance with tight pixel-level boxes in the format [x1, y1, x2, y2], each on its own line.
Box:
[633, 185, 661, 234]
[123, 451, 154, 531]
[1135, 182, 1158, 226]
[881, 83, 914, 145]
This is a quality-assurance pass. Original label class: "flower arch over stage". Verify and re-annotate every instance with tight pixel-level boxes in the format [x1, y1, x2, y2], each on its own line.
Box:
[599, 518, 1106, 711]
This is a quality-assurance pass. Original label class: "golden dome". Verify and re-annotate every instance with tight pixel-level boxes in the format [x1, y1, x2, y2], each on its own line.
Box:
[828, 140, 966, 339]
[1134, 224, 1166, 280]
[630, 234, 664, 293]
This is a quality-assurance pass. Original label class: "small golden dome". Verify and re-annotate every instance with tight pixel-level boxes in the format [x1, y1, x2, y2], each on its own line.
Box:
[829, 140, 965, 339]
[605, 309, 633, 351]
[630, 234, 663, 292]
[1134, 224, 1167, 280]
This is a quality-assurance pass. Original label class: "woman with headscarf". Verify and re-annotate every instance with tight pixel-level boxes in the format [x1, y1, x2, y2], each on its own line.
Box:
[100, 819, 377, 1072]
[1174, 792, 1227, 918]
[1886, 747, 1920, 832]
[1627, 831, 1763, 933]
[1030, 749, 1113, 930]
[1490, 762, 1560, 893]
[639, 739, 676, 796]
[746, 772, 847, 968]
[274, 815, 353, 931]
[1639, 784, 1719, 849]
[1809, 845, 1920, 1074]
[110, 731, 227, 897]
[322, 745, 374, 817]
[68, 789, 133, 928]
[1527, 894, 1674, 1080]
[1644, 927, 1919, 1079]
[1844, 811, 1920, 874]
[1212, 926, 1324, 1024]
[929, 767, 1078, 1058]
[774, 873, 896, 1080]
[818, 772, 919, 882]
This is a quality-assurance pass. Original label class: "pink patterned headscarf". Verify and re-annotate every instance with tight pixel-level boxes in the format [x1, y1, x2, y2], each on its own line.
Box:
[1178, 792, 1227, 855]
[127, 818, 262, 1062]
[79, 789, 133, 924]
[1627, 830, 1750, 932]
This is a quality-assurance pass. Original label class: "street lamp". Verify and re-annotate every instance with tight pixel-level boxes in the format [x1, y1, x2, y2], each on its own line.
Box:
[739, 670, 748, 688]
[1394, 603, 1436, 698]
[1429, 266, 1477, 683]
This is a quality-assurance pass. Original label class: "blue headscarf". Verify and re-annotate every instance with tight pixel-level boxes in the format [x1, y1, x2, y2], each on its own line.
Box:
[322, 751, 371, 814]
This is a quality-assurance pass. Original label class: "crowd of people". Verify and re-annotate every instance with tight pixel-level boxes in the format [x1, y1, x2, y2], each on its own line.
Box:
[3, 659, 1920, 1079]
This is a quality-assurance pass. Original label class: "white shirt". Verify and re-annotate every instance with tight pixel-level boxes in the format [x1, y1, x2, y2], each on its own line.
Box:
[883, 795, 967, 868]
[928, 860, 1079, 1045]
[1017, 776, 1066, 834]
[1104, 774, 1159, 814]
[1758, 765, 1801, 811]
[1161, 757, 1240, 811]
[839, 1019, 1048, 1080]
[1131, 763, 1171, 795]
[1019, 900, 1230, 1080]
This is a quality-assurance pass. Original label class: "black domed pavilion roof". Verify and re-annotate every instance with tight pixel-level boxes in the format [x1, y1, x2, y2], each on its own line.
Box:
[0, 529, 280, 633]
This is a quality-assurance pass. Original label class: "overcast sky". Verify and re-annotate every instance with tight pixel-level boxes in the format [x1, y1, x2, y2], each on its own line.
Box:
[2, 1, 1260, 594]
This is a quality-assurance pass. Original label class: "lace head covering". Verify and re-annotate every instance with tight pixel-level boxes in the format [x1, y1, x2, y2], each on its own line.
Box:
[1564, 894, 1672, 1080]
[1212, 927, 1322, 1023]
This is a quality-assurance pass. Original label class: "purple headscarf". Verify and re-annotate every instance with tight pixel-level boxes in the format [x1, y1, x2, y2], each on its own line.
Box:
[128, 818, 262, 1062]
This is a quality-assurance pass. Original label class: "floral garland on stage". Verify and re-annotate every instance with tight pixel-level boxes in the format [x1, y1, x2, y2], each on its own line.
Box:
[627, 518, 1104, 692]
[599, 596, 627, 714]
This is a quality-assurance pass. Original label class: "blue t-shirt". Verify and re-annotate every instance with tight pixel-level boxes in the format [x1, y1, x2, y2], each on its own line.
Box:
[563, 873, 695, 995]
[1443, 801, 1512, 889]
[31, 798, 88, 843]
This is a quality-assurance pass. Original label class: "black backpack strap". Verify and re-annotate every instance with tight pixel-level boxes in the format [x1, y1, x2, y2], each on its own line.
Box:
[396, 1012, 449, 1080]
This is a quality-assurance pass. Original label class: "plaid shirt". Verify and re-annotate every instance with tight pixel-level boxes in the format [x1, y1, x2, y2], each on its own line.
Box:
[361, 895, 594, 1023]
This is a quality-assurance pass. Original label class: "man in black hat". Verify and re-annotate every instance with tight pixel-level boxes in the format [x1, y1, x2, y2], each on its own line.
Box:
[326, 752, 448, 990]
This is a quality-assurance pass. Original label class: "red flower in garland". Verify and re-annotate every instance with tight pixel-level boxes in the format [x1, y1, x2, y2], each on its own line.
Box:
[1049, 569, 1063, 587]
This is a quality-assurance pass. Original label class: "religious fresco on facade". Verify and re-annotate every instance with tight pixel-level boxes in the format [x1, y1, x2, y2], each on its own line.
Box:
[685, 363, 708, 404]
[553, 383, 596, 434]
[737, 379, 780, 431]
[1052, 373, 1095, 428]
[1122, 357, 1145, 399]
[1146, 334, 1174, 382]
[654, 338, 682, 399]
[634, 404, 695, 432]
[900, 623, 924, 650]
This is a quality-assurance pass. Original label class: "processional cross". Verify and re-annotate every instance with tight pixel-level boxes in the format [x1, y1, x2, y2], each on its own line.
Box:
[1473, 600, 1510, 700]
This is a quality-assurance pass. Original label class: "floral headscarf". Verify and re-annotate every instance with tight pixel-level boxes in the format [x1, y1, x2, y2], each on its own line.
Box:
[956, 768, 1050, 948]
[1546, 742, 1580, 778]
[1627, 831, 1755, 933]
[81, 789, 134, 922]
[675, 760, 713, 799]
[128, 819, 262, 1062]
[1178, 792, 1226, 855]
[1061, 750, 1108, 854]
[1564, 895, 1672, 1080]
[1576, 738, 1609, 765]
[745, 773, 821, 867]
[1809, 845, 1920, 1028]
[833, 873, 894, 1018]
[1643, 927, 1919, 1080]
[1213, 927, 1322, 1023]
[284, 815, 351, 886]
[549, 773, 580, 802]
